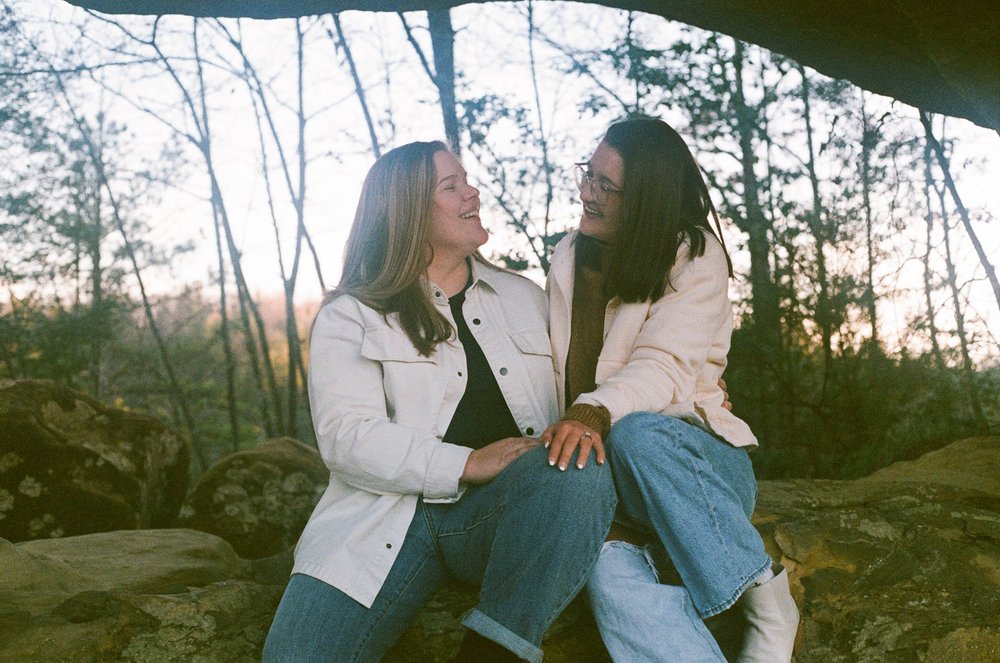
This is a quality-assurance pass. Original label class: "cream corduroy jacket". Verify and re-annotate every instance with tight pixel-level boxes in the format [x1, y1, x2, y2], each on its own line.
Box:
[547, 231, 757, 449]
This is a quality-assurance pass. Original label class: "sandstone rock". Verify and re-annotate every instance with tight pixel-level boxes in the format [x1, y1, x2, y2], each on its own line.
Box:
[0, 529, 285, 663]
[176, 437, 327, 559]
[0, 380, 189, 542]
[2, 437, 997, 662]
[865, 436, 1000, 498]
[755, 436, 1000, 662]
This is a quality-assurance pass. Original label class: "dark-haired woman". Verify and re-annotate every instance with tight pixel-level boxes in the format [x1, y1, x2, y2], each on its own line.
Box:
[263, 141, 616, 663]
[542, 118, 799, 663]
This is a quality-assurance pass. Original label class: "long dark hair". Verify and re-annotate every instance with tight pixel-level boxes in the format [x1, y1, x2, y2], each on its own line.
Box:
[602, 117, 732, 303]
[326, 141, 453, 356]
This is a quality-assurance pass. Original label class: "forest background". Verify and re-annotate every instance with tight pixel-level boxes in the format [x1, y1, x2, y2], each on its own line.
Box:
[2, 0, 998, 481]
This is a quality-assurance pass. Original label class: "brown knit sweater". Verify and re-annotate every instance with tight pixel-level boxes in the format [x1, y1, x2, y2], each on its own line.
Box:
[561, 235, 612, 437]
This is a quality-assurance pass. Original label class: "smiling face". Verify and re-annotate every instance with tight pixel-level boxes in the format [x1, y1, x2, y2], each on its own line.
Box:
[427, 150, 487, 261]
[578, 140, 625, 242]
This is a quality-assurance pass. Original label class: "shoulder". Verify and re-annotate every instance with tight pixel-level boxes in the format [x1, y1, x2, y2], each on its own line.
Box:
[674, 230, 729, 275]
[313, 293, 378, 332]
[658, 231, 730, 299]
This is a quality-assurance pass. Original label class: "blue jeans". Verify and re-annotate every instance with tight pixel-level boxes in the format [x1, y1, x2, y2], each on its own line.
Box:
[588, 541, 727, 662]
[263, 445, 616, 663]
[596, 412, 769, 619]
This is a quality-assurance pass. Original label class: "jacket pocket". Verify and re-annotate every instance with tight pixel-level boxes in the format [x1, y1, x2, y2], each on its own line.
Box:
[509, 328, 553, 357]
[361, 329, 438, 364]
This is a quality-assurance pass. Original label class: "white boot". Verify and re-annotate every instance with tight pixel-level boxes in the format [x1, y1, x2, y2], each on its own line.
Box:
[736, 564, 799, 663]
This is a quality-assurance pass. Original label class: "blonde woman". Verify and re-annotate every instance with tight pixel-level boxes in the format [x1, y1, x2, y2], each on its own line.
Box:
[263, 141, 615, 663]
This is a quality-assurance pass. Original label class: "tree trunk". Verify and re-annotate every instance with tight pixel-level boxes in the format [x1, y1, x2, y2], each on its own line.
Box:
[859, 96, 879, 348]
[427, 9, 461, 154]
[329, 13, 381, 157]
[926, 124, 989, 433]
[527, 0, 553, 270]
[920, 111, 1000, 314]
[920, 142, 946, 370]
[798, 63, 832, 394]
[195, 21, 241, 451]
[732, 40, 781, 355]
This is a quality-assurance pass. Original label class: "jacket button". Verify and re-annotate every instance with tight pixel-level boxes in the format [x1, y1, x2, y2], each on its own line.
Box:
[472, 318, 481, 325]
[386, 543, 392, 549]
[526, 427, 534, 435]
[499, 367, 508, 376]
[457, 371, 463, 377]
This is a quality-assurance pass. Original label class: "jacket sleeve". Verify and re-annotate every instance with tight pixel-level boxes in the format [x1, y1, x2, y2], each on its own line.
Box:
[307, 297, 472, 501]
[574, 241, 731, 422]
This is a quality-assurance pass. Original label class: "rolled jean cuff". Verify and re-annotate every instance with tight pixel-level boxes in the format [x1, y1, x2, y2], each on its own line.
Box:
[462, 608, 542, 663]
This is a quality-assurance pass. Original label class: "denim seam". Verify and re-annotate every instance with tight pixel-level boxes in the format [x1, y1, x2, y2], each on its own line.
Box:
[684, 445, 769, 619]
[435, 498, 507, 540]
[543, 512, 615, 631]
[349, 517, 439, 663]
[349, 553, 437, 662]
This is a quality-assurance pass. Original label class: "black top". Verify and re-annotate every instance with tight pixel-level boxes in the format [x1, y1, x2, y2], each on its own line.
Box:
[442, 278, 521, 449]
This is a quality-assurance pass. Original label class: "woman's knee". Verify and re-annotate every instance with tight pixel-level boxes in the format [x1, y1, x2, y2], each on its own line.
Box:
[527, 455, 616, 521]
[608, 412, 688, 459]
[557, 453, 616, 505]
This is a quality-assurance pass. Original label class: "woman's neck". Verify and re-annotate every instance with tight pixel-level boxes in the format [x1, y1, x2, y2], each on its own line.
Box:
[427, 253, 471, 297]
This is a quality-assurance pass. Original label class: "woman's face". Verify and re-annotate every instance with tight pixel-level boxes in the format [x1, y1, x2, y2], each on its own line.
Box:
[578, 140, 625, 241]
[428, 151, 487, 259]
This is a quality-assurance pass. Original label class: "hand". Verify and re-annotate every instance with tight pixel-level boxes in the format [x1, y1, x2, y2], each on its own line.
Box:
[540, 420, 605, 471]
[719, 377, 733, 411]
[460, 437, 541, 485]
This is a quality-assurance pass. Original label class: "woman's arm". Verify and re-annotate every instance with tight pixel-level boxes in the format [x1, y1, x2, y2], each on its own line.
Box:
[545, 240, 732, 468]
[576, 241, 731, 420]
[308, 298, 472, 500]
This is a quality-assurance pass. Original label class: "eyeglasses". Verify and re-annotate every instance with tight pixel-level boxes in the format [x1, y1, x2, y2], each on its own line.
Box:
[574, 162, 623, 204]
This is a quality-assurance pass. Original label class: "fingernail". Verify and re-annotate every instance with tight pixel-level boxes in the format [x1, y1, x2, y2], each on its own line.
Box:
[559, 464, 566, 471]
[544, 441, 550, 449]
[576, 463, 584, 469]
[548, 459, 555, 466]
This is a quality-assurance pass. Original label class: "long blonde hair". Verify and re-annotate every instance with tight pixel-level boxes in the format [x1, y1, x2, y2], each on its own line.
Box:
[327, 141, 453, 356]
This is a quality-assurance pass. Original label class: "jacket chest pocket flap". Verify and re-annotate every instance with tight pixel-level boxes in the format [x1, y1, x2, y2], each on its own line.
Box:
[361, 329, 439, 364]
[509, 328, 553, 357]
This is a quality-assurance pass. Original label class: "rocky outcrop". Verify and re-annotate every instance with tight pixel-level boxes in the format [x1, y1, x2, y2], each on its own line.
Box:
[0, 380, 189, 542]
[755, 436, 1000, 662]
[176, 437, 327, 559]
[0, 529, 287, 663]
[1, 436, 997, 662]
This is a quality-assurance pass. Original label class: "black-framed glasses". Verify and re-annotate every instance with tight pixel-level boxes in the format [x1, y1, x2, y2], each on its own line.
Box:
[574, 162, 623, 204]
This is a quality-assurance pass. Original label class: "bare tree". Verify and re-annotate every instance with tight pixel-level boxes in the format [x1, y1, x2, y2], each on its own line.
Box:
[920, 141, 946, 370]
[398, 10, 461, 154]
[796, 63, 834, 392]
[923, 120, 988, 433]
[327, 13, 381, 157]
[920, 110, 1000, 314]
